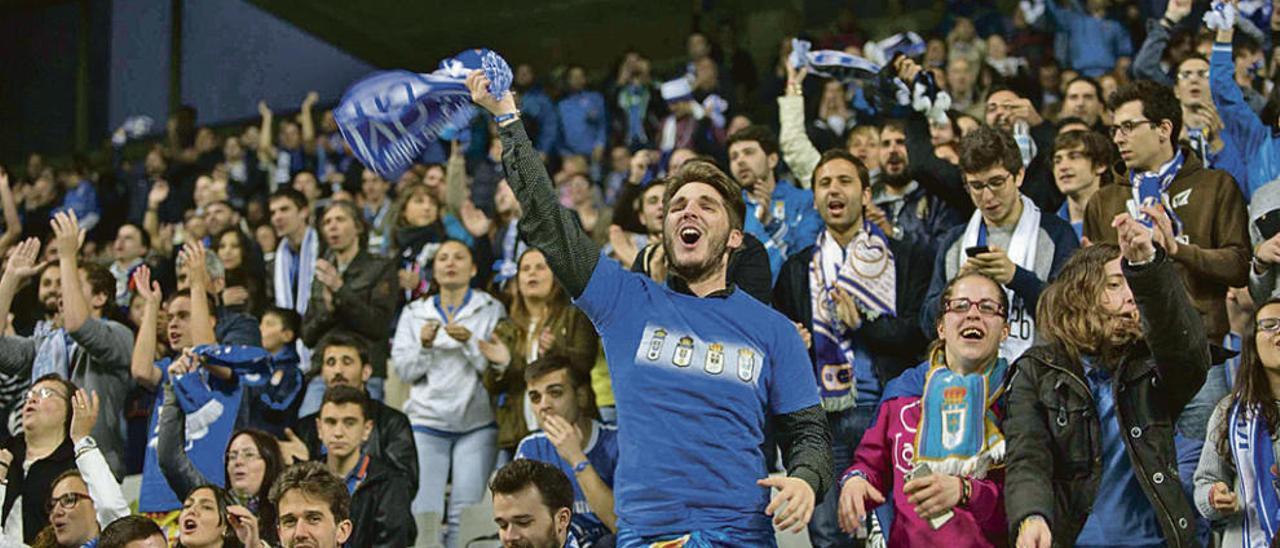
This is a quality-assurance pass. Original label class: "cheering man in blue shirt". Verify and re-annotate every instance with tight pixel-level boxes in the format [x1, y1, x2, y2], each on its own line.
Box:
[466, 70, 832, 547]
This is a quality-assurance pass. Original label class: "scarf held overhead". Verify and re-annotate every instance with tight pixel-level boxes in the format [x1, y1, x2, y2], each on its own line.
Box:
[808, 223, 897, 410]
[335, 49, 512, 181]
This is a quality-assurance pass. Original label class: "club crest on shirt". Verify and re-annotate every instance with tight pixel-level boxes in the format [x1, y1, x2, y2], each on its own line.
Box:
[634, 323, 763, 384]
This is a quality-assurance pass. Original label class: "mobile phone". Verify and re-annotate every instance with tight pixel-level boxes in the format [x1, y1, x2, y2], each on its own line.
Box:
[964, 246, 990, 257]
[907, 463, 955, 529]
[1257, 208, 1280, 241]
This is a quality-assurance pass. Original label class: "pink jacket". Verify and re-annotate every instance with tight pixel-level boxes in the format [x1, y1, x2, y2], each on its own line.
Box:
[843, 394, 1008, 548]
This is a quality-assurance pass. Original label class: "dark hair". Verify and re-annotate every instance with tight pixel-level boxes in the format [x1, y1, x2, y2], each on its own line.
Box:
[489, 459, 575, 516]
[928, 272, 1009, 354]
[662, 160, 746, 232]
[1107, 80, 1182, 152]
[1234, 32, 1261, 57]
[1217, 298, 1280, 458]
[1054, 129, 1114, 184]
[879, 119, 907, 139]
[958, 125, 1022, 176]
[389, 182, 442, 234]
[810, 149, 870, 192]
[177, 485, 242, 548]
[269, 462, 351, 524]
[80, 261, 118, 314]
[1056, 116, 1089, 131]
[224, 429, 283, 536]
[319, 332, 371, 369]
[725, 124, 779, 157]
[1065, 76, 1103, 101]
[99, 515, 165, 548]
[31, 373, 76, 437]
[321, 384, 369, 421]
[164, 287, 219, 314]
[524, 355, 587, 387]
[269, 187, 309, 212]
[118, 222, 151, 250]
[263, 306, 301, 342]
[984, 84, 1022, 103]
[1176, 54, 1209, 72]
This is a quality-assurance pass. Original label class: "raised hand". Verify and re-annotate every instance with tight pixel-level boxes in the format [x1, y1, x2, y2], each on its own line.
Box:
[1166, 0, 1192, 24]
[542, 414, 586, 465]
[50, 211, 82, 259]
[459, 200, 493, 238]
[257, 101, 272, 119]
[465, 70, 517, 117]
[148, 180, 170, 210]
[279, 428, 310, 464]
[4, 237, 46, 281]
[69, 389, 100, 443]
[477, 334, 511, 366]
[302, 91, 319, 109]
[133, 265, 163, 305]
[179, 242, 211, 289]
[759, 476, 816, 533]
[1113, 212, 1158, 263]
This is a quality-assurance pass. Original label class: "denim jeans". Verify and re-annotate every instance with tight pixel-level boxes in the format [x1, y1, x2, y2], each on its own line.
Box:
[297, 376, 386, 418]
[808, 405, 878, 548]
[413, 425, 498, 548]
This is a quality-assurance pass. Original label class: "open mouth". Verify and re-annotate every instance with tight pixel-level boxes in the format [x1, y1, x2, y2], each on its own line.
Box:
[960, 327, 985, 340]
[827, 199, 846, 216]
[678, 226, 702, 246]
[182, 518, 198, 534]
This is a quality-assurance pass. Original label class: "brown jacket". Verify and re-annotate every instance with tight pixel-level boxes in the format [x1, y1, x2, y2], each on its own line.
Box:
[482, 305, 599, 450]
[1082, 150, 1249, 340]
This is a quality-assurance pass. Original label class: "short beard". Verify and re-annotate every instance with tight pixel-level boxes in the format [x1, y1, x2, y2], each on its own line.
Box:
[662, 230, 729, 286]
[880, 169, 911, 189]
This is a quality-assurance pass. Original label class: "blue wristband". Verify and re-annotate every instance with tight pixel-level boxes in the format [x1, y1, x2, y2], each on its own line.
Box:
[573, 460, 591, 474]
[494, 111, 520, 124]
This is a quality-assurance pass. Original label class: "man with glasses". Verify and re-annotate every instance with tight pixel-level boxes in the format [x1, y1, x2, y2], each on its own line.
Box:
[0, 374, 79, 543]
[922, 126, 1078, 361]
[1082, 79, 1249, 344]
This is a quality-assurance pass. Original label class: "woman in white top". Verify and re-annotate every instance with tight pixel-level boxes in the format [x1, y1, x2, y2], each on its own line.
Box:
[392, 239, 506, 548]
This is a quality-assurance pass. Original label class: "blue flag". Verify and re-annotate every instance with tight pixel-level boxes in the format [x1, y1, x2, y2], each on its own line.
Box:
[335, 48, 512, 180]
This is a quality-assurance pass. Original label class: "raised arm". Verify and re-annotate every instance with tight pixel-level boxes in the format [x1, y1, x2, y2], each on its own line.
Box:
[130, 266, 164, 389]
[0, 173, 22, 258]
[180, 243, 219, 348]
[466, 71, 601, 297]
[777, 66, 821, 188]
[69, 390, 131, 527]
[0, 237, 44, 336]
[257, 101, 276, 163]
[52, 211, 90, 333]
[299, 92, 318, 148]
[445, 141, 468, 216]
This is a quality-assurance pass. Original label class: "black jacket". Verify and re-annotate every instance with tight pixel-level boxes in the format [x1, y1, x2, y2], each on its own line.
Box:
[347, 454, 416, 548]
[771, 235, 933, 388]
[1003, 247, 1210, 547]
[1, 435, 75, 543]
[300, 248, 399, 377]
[297, 398, 419, 493]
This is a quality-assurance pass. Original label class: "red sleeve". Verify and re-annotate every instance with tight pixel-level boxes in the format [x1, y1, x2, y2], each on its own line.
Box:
[964, 467, 1008, 538]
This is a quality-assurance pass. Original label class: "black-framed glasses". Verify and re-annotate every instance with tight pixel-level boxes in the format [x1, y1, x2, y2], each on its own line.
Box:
[1111, 119, 1158, 138]
[944, 298, 1007, 318]
[963, 173, 1011, 194]
[1258, 317, 1280, 334]
[25, 387, 66, 403]
[46, 492, 91, 513]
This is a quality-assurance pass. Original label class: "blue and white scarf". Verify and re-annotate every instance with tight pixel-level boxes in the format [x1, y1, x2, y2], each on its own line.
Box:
[335, 49, 512, 181]
[273, 227, 318, 371]
[1229, 400, 1280, 547]
[957, 195, 1040, 360]
[789, 39, 882, 83]
[809, 223, 896, 410]
[915, 349, 1009, 478]
[1128, 149, 1186, 237]
[31, 320, 75, 380]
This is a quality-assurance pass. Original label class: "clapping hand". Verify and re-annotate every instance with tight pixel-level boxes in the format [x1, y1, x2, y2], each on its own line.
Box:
[279, 428, 310, 464]
[69, 389, 100, 444]
[314, 259, 343, 292]
[3, 237, 46, 282]
[477, 334, 510, 366]
[133, 265, 163, 306]
[50, 211, 83, 260]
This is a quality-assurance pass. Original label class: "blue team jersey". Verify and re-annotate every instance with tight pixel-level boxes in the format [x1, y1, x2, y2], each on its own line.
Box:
[516, 420, 619, 546]
[574, 258, 820, 536]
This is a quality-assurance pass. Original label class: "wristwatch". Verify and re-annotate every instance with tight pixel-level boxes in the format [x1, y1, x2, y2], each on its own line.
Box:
[74, 436, 98, 459]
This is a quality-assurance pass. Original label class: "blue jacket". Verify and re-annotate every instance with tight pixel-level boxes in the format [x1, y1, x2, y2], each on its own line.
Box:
[557, 90, 608, 156]
[1211, 41, 1280, 199]
[1047, 0, 1134, 76]
[742, 179, 823, 281]
[519, 87, 559, 155]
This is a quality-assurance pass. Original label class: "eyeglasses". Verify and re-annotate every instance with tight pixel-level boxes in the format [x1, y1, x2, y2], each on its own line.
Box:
[25, 387, 66, 403]
[1177, 69, 1209, 81]
[963, 173, 1011, 194]
[1258, 317, 1280, 334]
[45, 492, 91, 513]
[944, 298, 1007, 318]
[226, 450, 262, 463]
[1111, 119, 1158, 138]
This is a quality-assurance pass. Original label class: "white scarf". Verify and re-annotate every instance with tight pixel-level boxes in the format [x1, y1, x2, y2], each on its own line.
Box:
[273, 227, 318, 371]
[957, 195, 1040, 360]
